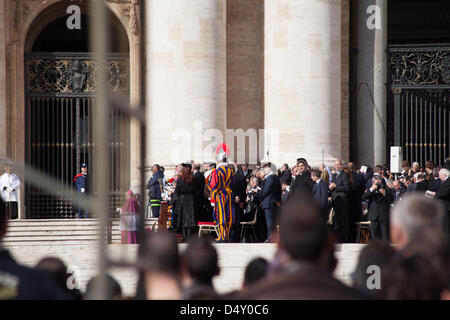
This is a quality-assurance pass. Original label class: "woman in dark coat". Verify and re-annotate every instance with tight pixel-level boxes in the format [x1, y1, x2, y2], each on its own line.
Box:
[174, 164, 197, 241]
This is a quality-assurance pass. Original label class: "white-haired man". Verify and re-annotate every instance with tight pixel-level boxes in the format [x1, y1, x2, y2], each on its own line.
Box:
[390, 194, 445, 251]
[411, 162, 420, 175]
[428, 169, 450, 233]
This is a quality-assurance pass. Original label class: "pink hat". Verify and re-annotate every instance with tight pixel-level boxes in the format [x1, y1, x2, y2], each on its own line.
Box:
[127, 190, 133, 195]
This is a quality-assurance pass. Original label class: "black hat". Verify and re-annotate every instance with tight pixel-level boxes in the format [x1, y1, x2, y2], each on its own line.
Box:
[81, 163, 87, 168]
[181, 163, 192, 169]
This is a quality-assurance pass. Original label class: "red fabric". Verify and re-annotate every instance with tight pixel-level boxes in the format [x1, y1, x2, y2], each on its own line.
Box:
[215, 143, 230, 155]
[198, 222, 215, 226]
[73, 173, 83, 182]
[210, 170, 218, 189]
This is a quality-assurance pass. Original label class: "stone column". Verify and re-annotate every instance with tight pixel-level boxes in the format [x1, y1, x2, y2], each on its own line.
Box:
[145, 0, 226, 173]
[264, 0, 344, 167]
[354, 0, 387, 167]
[0, 0, 6, 157]
[373, 0, 387, 166]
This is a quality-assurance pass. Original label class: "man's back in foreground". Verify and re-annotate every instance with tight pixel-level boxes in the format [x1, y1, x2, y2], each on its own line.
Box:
[241, 260, 365, 300]
[241, 194, 367, 300]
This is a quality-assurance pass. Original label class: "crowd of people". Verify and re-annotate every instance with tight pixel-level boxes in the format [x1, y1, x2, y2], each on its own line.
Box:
[1, 193, 449, 300]
[1, 152, 450, 299]
[145, 155, 450, 244]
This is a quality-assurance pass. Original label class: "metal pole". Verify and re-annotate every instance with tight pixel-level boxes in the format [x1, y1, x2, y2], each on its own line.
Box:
[90, 0, 110, 300]
[138, 0, 147, 245]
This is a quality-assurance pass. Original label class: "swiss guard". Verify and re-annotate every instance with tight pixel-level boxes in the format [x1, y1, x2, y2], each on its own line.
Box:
[205, 143, 235, 242]
[73, 163, 90, 219]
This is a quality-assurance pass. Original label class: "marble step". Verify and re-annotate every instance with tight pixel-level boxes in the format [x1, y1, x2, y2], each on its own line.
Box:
[3, 219, 159, 244]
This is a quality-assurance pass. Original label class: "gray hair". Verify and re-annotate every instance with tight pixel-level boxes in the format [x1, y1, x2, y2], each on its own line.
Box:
[250, 176, 259, 185]
[439, 168, 450, 178]
[391, 194, 445, 239]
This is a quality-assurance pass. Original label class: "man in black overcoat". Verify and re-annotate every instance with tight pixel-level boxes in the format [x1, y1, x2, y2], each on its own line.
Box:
[329, 159, 351, 243]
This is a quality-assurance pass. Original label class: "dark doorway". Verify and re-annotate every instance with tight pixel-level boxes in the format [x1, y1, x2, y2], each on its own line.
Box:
[25, 10, 130, 218]
[387, 0, 450, 167]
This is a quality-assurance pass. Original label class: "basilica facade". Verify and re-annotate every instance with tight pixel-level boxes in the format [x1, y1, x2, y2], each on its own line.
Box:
[0, 0, 449, 218]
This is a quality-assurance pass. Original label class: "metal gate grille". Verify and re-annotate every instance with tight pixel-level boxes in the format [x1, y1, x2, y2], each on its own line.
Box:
[389, 45, 450, 166]
[398, 90, 450, 165]
[25, 53, 130, 218]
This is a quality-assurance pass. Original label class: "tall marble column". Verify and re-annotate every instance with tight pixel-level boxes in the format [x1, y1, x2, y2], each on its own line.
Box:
[145, 0, 226, 172]
[0, 0, 7, 157]
[264, 0, 344, 167]
[354, 0, 387, 167]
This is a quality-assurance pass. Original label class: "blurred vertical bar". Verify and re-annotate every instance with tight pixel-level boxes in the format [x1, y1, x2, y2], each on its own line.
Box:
[139, 0, 147, 243]
[90, 0, 110, 300]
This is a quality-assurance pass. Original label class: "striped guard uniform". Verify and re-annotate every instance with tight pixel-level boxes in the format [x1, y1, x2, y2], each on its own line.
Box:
[206, 164, 235, 241]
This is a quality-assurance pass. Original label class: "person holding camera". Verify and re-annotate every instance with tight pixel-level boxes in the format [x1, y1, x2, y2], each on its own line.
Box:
[362, 175, 394, 241]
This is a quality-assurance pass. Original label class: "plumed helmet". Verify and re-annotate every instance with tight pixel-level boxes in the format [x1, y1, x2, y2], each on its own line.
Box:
[215, 143, 230, 163]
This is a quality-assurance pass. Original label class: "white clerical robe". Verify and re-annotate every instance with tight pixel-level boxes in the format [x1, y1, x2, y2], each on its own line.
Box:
[0, 173, 21, 202]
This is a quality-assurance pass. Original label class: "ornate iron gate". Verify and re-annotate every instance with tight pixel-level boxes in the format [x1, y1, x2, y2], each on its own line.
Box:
[388, 45, 450, 166]
[25, 53, 130, 218]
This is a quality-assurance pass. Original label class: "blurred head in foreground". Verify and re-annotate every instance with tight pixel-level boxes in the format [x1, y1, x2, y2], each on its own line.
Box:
[181, 237, 220, 300]
[243, 257, 268, 290]
[278, 195, 336, 272]
[390, 194, 445, 251]
[36, 257, 82, 300]
[84, 273, 122, 300]
[352, 241, 396, 295]
[136, 231, 181, 300]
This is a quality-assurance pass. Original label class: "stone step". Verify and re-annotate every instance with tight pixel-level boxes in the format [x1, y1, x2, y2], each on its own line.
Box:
[6, 218, 158, 227]
[3, 219, 159, 244]
[6, 224, 155, 232]
[4, 231, 129, 237]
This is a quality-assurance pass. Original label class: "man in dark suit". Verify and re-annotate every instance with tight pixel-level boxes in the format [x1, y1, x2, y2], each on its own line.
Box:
[362, 176, 394, 241]
[288, 160, 313, 198]
[279, 163, 292, 186]
[433, 169, 450, 233]
[428, 168, 441, 192]
[0, 199, 69, 300]
[239, 197, 367, 300]
[257, 162, 281, 242]
[329, 159, 351, 243]
[348, 162, 365, 242]
[407, 173, 428, 194]
[192, 163, 208, 222]
[238, 163, 252, 184]
[311, 170, 328, 209]
[392, 180, 406, 203]
[229, 164, 247, 242]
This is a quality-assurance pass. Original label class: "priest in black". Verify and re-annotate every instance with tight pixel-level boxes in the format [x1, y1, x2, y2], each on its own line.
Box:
[329, 160, 351, 243]
[288, 160, 313, 199]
